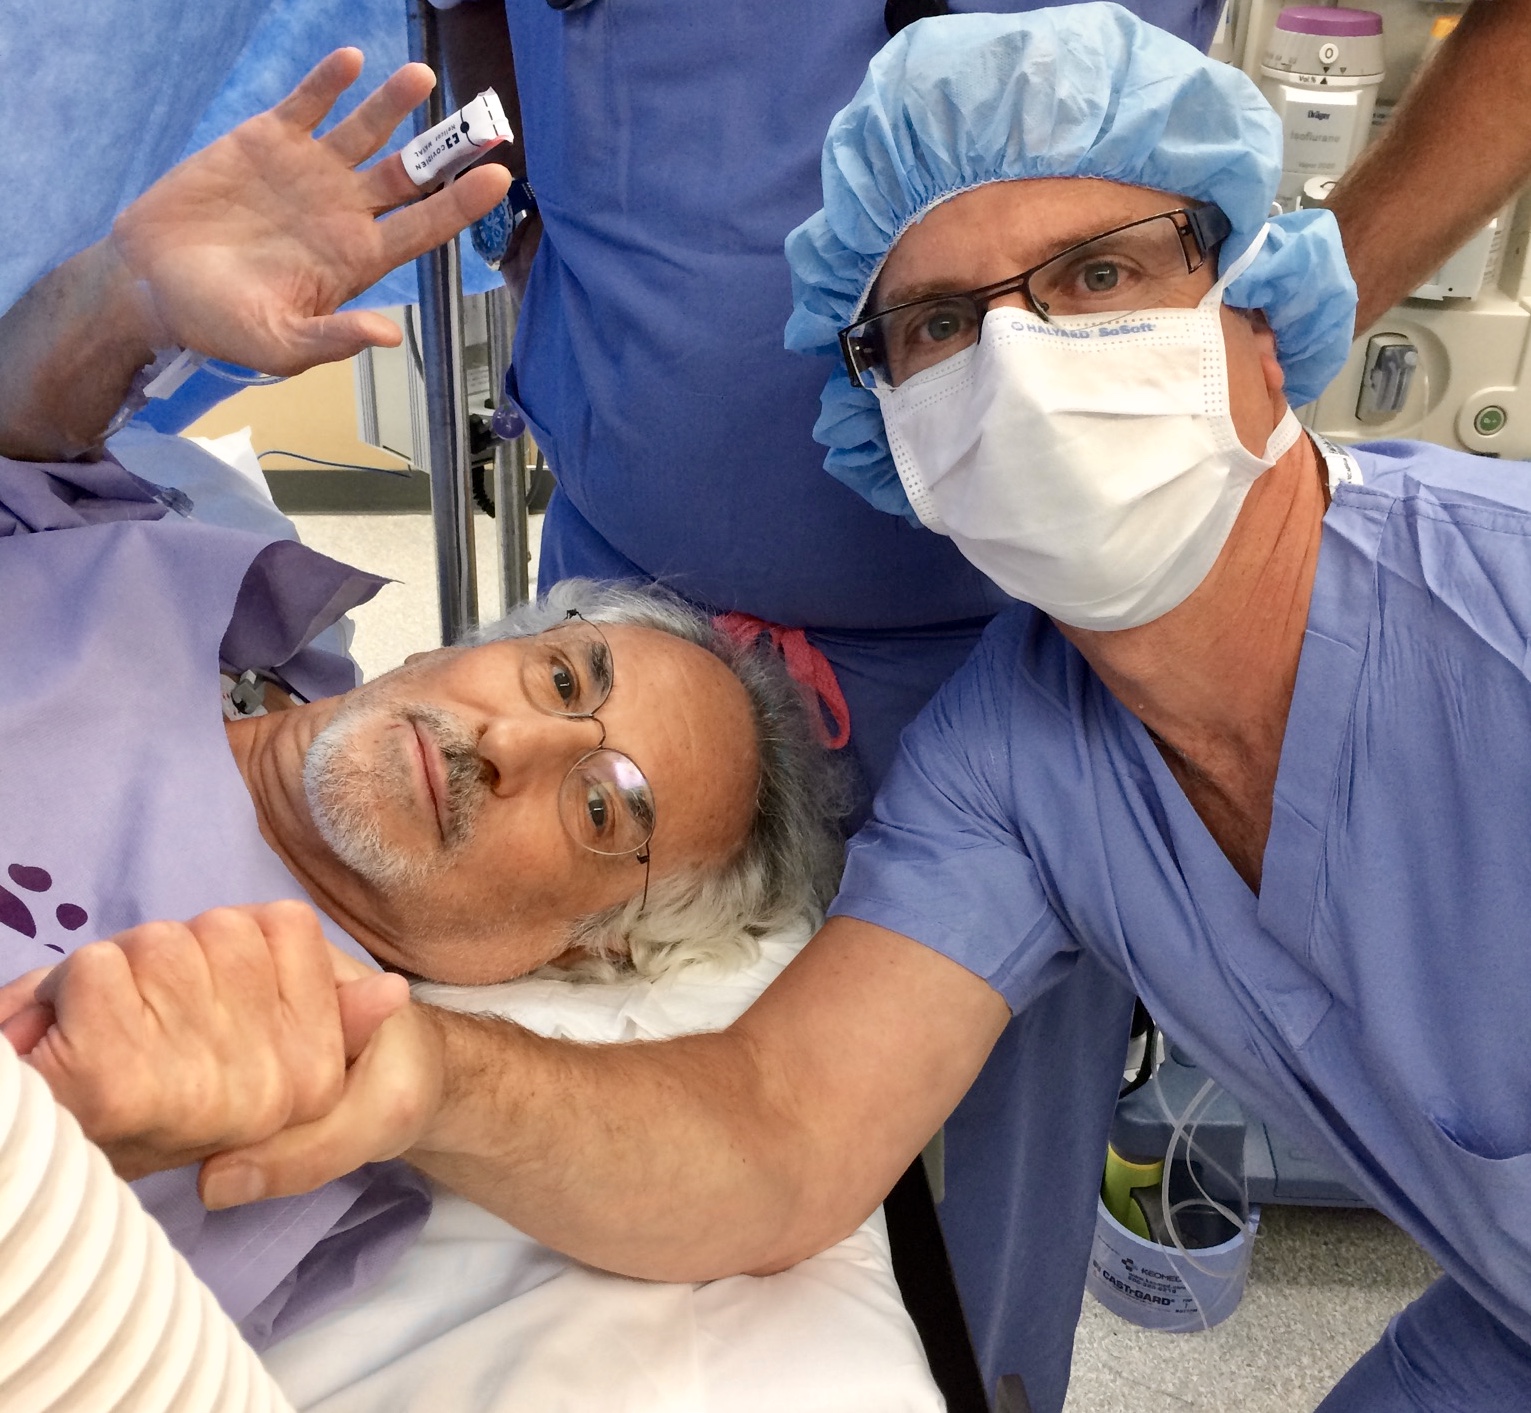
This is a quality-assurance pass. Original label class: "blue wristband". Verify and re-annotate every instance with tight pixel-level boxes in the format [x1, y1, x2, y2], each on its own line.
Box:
[469, 178, 538, 271]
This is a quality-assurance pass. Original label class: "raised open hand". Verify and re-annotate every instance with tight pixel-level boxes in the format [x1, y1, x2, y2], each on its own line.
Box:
[110, 48, 510, 376]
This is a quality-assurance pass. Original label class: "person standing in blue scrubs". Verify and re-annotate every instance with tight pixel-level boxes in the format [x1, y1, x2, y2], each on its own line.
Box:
[433, 0, 1222, 789]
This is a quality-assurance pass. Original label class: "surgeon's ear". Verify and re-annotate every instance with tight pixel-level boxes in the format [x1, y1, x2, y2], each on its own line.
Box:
[1244, 309, 1285, 402]
[1223, 307, 1289, 454]
[404, 652, 428, 666]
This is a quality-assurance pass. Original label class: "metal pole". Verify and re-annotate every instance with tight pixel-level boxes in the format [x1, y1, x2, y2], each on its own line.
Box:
[408, 0, 478, 645]
[486, 286, 531, 612]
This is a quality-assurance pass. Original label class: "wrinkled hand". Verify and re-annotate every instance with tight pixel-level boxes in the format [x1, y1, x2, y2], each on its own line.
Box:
[0, 902, 409, 1181]
[197, 986, 446, 1211]
[110, 48, 509, 375]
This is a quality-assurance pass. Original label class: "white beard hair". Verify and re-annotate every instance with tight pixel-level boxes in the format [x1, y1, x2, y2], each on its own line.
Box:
[303, 703, 435, 892]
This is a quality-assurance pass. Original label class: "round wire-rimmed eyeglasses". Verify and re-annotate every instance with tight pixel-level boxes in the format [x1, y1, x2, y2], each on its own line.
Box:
[520, 610, 655, 910]
[839, 203, 1232, 390]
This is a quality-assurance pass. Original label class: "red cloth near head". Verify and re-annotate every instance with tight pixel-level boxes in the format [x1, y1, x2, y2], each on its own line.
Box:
[713, 612, 852, 750]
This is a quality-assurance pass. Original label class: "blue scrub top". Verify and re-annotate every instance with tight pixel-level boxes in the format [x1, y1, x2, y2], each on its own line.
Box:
[505, 0, 1221, 628]
[831, 439, 1531, 1389]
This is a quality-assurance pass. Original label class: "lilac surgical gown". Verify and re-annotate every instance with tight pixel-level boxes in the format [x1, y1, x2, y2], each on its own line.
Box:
[831, 439, 1531, 1409]
[0, 458, 430, 1349]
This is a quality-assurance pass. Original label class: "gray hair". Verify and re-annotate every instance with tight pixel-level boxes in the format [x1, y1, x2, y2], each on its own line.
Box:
[467, 580, 850, 981]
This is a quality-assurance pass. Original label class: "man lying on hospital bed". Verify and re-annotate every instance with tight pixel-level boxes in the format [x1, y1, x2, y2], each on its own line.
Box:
[0, 56, 942, 1410]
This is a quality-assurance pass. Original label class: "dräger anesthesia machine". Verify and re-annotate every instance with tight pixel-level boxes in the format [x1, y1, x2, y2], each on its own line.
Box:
[1221, 0, 1531, 452]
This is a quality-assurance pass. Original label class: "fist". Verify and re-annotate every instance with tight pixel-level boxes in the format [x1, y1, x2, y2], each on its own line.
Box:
[0, 901, 406, 1180]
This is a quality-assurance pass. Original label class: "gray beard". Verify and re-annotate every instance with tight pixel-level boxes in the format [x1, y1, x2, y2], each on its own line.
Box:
[303, 700, 486, 891]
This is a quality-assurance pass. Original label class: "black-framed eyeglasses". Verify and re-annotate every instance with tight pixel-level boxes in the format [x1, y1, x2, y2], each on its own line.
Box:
[521, 610, 655, 909]
[839, 203, 1232, 390]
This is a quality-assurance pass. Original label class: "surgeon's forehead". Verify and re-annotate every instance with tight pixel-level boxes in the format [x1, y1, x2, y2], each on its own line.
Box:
[874, 177, 1188, 308]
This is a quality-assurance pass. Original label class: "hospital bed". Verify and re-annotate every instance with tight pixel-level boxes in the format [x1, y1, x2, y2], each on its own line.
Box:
[87, 427, 951, 1412]
[0, 905, 944, 1413]
[262, 926, 945, 1412]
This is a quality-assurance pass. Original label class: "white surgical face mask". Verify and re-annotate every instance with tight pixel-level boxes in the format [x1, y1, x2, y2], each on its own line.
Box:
[874, 226, 1302, 631]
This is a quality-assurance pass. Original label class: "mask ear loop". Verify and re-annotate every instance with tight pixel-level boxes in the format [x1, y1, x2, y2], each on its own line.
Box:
[1263, 405, 1304, 462]
[1198, 220, 1302, 465]
[1198, 222, 1273, 310]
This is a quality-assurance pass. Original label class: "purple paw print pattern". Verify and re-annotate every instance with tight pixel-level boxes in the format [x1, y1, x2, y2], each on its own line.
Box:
[0, 865, 88, 953]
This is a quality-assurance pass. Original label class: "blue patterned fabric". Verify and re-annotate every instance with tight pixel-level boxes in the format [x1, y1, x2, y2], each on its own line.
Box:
[0, 0, 497, 318]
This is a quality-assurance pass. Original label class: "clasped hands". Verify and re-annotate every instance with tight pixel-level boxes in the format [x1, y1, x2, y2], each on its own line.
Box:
[0, 901, 445, 1210]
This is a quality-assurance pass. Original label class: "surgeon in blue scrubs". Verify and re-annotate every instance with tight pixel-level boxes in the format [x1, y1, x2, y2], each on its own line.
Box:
[210, 10, 1531, 1411]
[778, 11, 1531, 1405]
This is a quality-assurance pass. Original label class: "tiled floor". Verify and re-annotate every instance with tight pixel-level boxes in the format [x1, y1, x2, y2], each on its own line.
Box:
[1063, 1205, 1437, 1411]
[292, 509, 1442, 1413]
[290, 509, 544, 680]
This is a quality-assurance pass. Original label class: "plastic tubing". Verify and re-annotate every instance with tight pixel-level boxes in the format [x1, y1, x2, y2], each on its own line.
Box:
[1153, 1074, 1256, 1331]
[0, 1037, 293, 1412]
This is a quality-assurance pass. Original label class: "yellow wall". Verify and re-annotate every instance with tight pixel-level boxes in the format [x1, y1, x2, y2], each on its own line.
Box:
[184, 358, 408, 474]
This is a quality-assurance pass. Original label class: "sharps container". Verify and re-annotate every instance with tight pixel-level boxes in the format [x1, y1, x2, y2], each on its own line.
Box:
[1085, 1061, 1260, 1332]
[0, 1033, 293, 1411]
[1087, 1187, 1261, 1333]
[1258, 7, 1385, 210]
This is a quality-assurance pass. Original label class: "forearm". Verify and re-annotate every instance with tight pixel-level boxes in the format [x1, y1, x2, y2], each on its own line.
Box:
[407, 1007, 854, 1282]
[0, 240, 157, 461]
[1327, 0, 1531, 329]
[200, 921, 1000, 1278]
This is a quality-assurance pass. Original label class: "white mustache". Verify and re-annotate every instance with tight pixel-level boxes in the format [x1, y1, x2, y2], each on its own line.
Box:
[405, 706, 490, 846]
[304, 700, 488, 889]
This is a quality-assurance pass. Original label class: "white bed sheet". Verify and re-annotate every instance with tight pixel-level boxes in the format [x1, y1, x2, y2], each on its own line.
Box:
[261, 928, 946, 1412]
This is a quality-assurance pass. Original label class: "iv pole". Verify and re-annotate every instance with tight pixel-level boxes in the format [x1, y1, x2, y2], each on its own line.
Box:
[407, 0, 479, 645]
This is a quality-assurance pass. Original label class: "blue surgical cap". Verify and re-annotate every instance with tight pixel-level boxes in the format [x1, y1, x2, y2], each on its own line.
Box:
[785, 3, 1358, 519]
